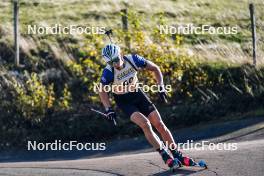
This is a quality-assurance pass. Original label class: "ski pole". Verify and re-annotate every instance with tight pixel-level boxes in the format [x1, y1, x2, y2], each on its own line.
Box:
[105, 29, 113, 44]
[90, 108, 117, 126]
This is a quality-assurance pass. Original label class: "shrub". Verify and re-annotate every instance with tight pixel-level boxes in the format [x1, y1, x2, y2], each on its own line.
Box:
[12, 72, 55, 123]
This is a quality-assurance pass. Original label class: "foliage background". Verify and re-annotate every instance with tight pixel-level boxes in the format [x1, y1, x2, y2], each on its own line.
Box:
[0, 0, 264, 150]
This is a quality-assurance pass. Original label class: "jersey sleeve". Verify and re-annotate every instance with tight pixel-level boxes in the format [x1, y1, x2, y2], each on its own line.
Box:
[100, 67, 114, 85]
[132, 54, 147, 68]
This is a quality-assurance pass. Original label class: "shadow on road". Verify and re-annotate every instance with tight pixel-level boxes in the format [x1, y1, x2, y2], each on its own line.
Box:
[0, 117, 263, 163]
[0, 166, 126, 176]
[153, 167, 205, 176]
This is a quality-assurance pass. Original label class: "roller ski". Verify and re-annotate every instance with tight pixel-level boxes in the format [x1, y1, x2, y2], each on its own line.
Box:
[171, 149, 208, 169]
[167, 158, 182, 172]
[192, 160, 208, 169]
[157, 148, 182, 172]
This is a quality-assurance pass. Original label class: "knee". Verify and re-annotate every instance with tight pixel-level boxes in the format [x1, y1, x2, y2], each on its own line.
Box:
[130, 112, 152, 131]
[155, 122, 168, 133]
[141, 120, 152, 131]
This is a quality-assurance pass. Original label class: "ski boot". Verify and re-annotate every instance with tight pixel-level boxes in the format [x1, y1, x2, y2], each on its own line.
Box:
[158, 148, 182, 172]
[171, 150, 207, 168]
[166, 158, 182, 172]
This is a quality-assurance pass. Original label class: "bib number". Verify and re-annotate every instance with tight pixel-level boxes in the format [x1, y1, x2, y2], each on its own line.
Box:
[123, 77, 134, 86]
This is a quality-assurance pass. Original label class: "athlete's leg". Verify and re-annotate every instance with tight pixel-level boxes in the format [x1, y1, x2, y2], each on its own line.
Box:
[148, 110, 177, 149]
[130, 111, 180, 168]
[130, 111, 161, 149]
[148, 109, 196, 166]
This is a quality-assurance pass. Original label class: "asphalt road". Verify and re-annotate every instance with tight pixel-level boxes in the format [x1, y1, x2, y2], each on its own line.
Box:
[1, 117, 264, 176]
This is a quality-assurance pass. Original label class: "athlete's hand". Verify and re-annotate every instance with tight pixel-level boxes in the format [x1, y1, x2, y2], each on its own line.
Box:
[105, 107, 117, 122]
[159, 86, 168, 103]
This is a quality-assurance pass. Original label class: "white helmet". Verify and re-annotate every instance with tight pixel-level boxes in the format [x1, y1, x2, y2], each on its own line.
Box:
[102, 44, 121, 63]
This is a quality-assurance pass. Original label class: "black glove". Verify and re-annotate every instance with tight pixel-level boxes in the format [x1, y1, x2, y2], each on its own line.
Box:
[105, 107, 117, 122]
[159, 86, 168, 103]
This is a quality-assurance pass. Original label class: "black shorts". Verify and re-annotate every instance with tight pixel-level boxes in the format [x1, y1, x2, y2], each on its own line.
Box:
[113, 89, 156, 118]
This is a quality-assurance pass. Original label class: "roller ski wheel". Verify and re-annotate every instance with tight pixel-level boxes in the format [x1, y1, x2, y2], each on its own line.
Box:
[193, 160, 208, 169]
[180, 155, 207, 169]
[167, 158, 182, 172]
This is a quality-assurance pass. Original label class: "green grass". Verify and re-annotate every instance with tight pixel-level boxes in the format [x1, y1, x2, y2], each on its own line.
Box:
[0, 0, 264, 64]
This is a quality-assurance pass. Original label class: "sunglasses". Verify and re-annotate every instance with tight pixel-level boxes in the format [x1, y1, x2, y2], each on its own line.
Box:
[107, 56, 120, 65]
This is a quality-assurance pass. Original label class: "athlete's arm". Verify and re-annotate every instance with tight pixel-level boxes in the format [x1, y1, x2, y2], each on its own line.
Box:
[144, 60, 168, 103]
[98, 89, 111, 109]
[99, 67, 114, 110]
[98, 89, 117, 122]
[145, 60, 164, 86]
